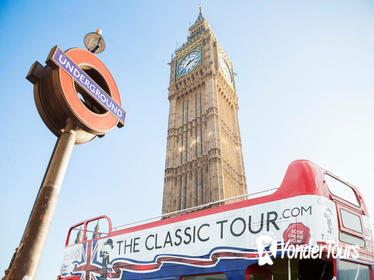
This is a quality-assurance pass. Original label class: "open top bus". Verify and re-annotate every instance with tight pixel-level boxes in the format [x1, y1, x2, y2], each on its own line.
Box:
[58, 160, 374, 280]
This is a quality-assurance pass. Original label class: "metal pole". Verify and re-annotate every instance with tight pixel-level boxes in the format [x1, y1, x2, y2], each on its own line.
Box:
[7, 119, 77, 280]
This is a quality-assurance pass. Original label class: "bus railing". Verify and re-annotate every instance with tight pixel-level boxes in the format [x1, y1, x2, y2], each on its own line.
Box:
[112, 187, 278, 232]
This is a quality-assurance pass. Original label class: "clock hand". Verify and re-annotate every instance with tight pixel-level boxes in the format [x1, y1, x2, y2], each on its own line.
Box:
[185, 59, 194, 67]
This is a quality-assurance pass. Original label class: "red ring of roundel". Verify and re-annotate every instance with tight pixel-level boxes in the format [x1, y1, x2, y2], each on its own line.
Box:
[58, 48, 121, 132]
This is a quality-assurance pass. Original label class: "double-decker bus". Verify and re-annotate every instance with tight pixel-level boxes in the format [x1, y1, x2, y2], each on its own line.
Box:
[58, 160, 374, 280]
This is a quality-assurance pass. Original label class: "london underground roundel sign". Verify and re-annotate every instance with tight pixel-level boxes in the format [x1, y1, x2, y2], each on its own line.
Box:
[27, 45, 126, 144]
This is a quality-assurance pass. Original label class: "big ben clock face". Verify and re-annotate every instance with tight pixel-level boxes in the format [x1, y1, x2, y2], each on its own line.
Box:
[218, 54, 232, 83]
[177, 51, 201, 76]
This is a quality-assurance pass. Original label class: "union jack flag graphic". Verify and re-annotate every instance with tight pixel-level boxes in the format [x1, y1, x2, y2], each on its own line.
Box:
[109, 249, 259, 276]
[72, 241, 108, 280]
[70, 240, 261, 279]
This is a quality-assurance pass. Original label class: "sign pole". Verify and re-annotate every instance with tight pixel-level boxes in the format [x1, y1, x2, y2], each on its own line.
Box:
[5, 38, 125, 279]
[7, 119, 77, 280]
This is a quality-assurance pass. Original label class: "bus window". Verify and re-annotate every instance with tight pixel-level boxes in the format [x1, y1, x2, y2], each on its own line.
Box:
[338, 260, 371, 280]
[269, 258, 333, 280]
[269, 258, 298, 280]
[246, 264, 270, 280]
[85, 218, 109, 240]
[67, 224, 84, 246]
[340, 209, 363, 233]
[181, 274, 226, 280]
[325, 174, 360, 207]
[298, 259, 334, 280]
[249, 274, 267, 280]
[339, 232, 365, 248]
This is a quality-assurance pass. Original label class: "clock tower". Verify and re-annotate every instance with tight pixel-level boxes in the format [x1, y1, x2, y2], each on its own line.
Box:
[162, 7, 247, 214]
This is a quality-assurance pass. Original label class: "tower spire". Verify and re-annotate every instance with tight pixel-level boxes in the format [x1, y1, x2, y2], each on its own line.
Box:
[199, 2, 204, 18]
[195, 2, 204, 23]
[187, 2, 210, 42]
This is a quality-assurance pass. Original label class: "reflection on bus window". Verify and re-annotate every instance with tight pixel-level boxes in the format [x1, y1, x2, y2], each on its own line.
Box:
[67, 225, 84, 246]
[325, 174, 360, 207]
[338, 260, 371, 280]
[85, 218, 109, 240]
[340, 209, 363, 233]
[181, 274, 226, 280]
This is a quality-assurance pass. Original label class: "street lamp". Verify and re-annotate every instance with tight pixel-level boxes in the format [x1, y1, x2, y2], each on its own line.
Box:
[84, 29, 106, 54]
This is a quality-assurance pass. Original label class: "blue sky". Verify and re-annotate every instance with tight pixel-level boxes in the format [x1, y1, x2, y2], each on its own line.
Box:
[1, 0, 374, 278]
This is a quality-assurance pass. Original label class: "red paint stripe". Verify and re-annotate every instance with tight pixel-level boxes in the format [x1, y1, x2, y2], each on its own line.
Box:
[110, 251, 259, 275]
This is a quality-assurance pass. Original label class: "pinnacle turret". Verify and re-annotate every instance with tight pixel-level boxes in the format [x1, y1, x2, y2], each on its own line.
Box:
[187, 4, 211, 42]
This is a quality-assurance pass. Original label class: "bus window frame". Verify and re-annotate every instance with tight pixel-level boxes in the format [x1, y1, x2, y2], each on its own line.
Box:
[337, 259, 373, 280]
[65, 215, 112, 247]
[66, 222, 84, 247]
[339, 208, 363, 234]
[325, 173, 362, 210]
[336, 203, 365, 242]
[333, 257, 337, 278]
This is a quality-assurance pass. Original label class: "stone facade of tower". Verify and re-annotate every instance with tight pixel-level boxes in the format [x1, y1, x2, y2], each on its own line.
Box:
[162, 9, 247, 214]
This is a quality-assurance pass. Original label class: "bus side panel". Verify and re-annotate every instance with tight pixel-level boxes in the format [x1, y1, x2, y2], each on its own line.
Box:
[116, 259, 256, 280]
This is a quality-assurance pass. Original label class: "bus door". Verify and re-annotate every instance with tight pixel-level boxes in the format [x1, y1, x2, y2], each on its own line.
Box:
[246, 264, 270, 280]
